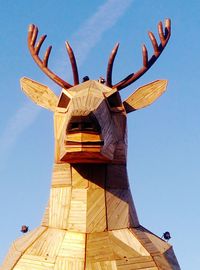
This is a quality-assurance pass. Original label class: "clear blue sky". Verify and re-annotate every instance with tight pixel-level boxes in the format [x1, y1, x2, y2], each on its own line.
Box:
[0, 1, 199, 269]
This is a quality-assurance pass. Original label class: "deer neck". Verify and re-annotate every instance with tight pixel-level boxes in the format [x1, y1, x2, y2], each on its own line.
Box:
[41, 162, 139, 233]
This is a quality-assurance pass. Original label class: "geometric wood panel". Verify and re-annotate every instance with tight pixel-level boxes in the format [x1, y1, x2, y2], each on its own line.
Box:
[57, 231, 85, 259]
[48, 187, 71, 229]
[1, 226, 47, 270]
[67, 189, 87, 232]
[86, 188, 106, 233]
[51, 163, 71, 187]
[106, 189, 139, 230]
[25, 228, 65, 258]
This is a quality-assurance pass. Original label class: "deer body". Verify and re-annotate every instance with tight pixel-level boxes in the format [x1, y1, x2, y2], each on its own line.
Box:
[2, 20, 181, 269]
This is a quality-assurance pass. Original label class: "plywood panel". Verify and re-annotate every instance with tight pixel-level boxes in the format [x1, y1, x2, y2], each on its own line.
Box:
[54, 258, 84, 270]
[1, 226, 47, 270]
[106, 189, 139, 229]
[86, 232, 114, 262]
[14, 254, 55, 270]
[110, 229, 150, 256]
[112, 143, 127, 164]
[106, 165, 129, 189]
[15, 226, 47, 252]
[41, 201, 49, 226]
[20, 77, 58, 112]
[71, 164, 105, 189]
[1, 244, 21, 270]
[67, 189, 87, 232]
[51, 163, 71, 187]
[71, 165, 89, 188]
[130, 227, 169, 256]
[49, 187, 71, 229]
[86, 188, 106, 232]
[86, 260, 117, 270]
[58, 231, 85, 259]
[26, 228, 65, 258]
[116, 257, 157, 270]
[123, 80, 167, 112]
[54, 112, 67, 140]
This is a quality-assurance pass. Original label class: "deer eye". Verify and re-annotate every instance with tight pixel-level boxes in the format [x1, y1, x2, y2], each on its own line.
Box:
[70, 122, 80, 131]
[67, 115, 101, 134]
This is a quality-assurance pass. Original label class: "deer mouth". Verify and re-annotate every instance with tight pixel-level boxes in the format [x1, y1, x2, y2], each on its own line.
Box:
[65, 140, 104, 146]
[64, 132, 104, 148]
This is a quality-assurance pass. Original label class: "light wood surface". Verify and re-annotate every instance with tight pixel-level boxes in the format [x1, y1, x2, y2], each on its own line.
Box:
[123, 80, 168, 112]
[2, 79, 180, 269]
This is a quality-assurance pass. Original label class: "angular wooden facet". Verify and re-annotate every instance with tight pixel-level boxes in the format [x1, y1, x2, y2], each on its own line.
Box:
[123, 80, 168, 112]
[2, 72, 180, 270]
[20, 77, 58, 111]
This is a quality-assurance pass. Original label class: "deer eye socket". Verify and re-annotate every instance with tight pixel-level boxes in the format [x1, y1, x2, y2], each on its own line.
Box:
[67, 115, 101, 134]
[70, 122, 80, 131]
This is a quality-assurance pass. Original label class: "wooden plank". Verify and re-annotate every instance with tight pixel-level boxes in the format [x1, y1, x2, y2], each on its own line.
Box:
[106, 165, 129, 189]
[110, 229, 150, 256]
[20, 77, 58, 111]
[94, 80, 115, 94]
[1, 226, 47, 270]
[54, 112, 67, 140]
[152, 255, 172, 270]
[71, 164, 89, 188]
[49, 187, 72, 229]
[54, 258, 84, 270]
[51, 163, 71, 187]
[86, 232, 114, 262]
[1, 244, 21, 270]
[111, 112, 126, 140]
[67, 189, 87, 232]
[71, 164, 105, 189]
[123, 80, 167, 113]
[14, 254, 55, 270]
[112, 143, 127, 164]
[86, 260, 117, 270]
[41, 201, 49, 226]
[86, 188, 106, 233]
[130, 226, 170, 256]
[26, 228, 65, 258]
[106, 189, 139, 229]
[116, 258, 157, 270]
[57, 231, 85, 259]
[162, 247, 180, 269]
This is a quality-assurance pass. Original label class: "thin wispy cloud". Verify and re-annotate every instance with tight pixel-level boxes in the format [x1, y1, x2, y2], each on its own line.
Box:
[0, 0, 133, 170]
[71, 0, 133, 65]
[0, 103, 40, 169]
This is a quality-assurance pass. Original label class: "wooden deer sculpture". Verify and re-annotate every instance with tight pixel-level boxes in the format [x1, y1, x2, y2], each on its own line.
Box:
[2, 19, 181, 270]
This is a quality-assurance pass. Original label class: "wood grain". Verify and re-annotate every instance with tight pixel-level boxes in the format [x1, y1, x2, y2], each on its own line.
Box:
[123, 80, 168, 112]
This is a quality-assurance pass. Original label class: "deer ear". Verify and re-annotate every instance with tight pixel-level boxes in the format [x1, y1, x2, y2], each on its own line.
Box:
[123, 80, 168, 113]
[20, 77, 59, 112]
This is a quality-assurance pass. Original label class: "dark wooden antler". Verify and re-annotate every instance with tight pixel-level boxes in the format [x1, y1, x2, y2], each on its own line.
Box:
[106, 19, 171, 90]
[28, 24, 79, 89]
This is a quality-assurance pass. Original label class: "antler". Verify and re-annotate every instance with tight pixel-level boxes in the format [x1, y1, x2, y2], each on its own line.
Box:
[106, 19, 171, 90]
[28, 24, 79, 89]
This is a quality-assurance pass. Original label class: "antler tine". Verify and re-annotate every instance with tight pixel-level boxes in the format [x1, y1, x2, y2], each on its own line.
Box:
[30, 25, 38, 47]
[28, 24, 73, 89]
[35, 35, 47, 55]
[106, 43, 119, 87]
[148, 31, 159, 56]
[43, 46, 52, 67]
[158, 21, 165, 46]
[112, 19, 171, 91]
[65, 42, 79, 85]
[142, 44, 148, 67]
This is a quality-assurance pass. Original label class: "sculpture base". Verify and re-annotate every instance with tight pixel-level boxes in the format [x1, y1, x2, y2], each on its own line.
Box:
[1, 226, 180, 270]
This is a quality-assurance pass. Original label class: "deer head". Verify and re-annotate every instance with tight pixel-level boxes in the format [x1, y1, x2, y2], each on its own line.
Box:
[21, 19, 171, 164]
